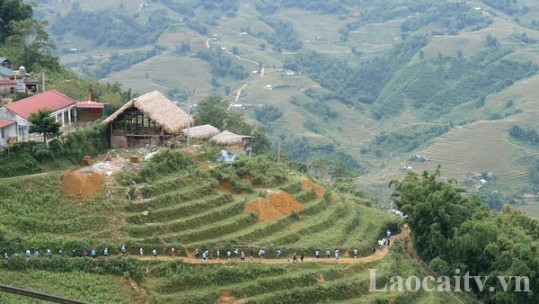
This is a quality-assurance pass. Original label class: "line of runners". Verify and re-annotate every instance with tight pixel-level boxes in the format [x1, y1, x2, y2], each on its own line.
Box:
[2, 230, 393, 262]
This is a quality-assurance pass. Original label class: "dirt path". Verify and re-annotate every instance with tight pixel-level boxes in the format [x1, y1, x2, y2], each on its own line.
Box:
[121, 277, 148, 304]
[228, 83, 249, 110]
[132, 227, 409, 264]
[135, 1, 144, 13]
[0, 171, 64, 181]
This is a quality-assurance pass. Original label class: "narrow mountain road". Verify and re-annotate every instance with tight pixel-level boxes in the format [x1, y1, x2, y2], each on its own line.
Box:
[228, 83, 249, 110]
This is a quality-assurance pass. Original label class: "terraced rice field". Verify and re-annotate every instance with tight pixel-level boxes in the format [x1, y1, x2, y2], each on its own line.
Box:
[0, 152, 468, 303]
[124, 157, 397, 256]
[137, 230, 470, 304]
[415, 121, 528, 182]
[412, 72, 539, 191]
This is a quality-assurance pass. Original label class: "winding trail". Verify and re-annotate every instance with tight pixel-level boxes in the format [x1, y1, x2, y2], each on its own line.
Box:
[0, 171, 63, 181]
[133, 226, 409, 264]
[228, 83, 249, 110]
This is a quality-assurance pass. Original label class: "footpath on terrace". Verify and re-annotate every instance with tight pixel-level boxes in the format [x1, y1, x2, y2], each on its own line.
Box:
[132, 226, 409, 264]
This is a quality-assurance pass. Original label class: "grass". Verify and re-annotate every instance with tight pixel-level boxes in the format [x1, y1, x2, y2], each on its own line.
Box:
[516, 204, 539, 220]
[0, 269, 138, 304]
[0, 149, 457, 303]
[0, 175, 128, 247]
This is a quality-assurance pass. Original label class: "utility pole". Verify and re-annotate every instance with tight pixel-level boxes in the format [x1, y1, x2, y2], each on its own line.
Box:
[277, 141, 281, 162]
[187, 104, 191, 147]
[187, 89, 195, 147]
[42, 70, 46, 92]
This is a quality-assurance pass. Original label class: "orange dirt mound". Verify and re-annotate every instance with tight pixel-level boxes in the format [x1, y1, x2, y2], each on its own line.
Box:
[301, 179, 326, 197]
[62, 168, 103, 200]
[244, 191, 304, 221]
[217, 290, 237, 304]
[219, 180, 235, 193]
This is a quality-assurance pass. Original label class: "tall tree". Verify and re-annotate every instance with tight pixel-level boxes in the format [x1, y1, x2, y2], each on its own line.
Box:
[6, 19, 59, 71]
[389, 167, 484, 261]
[0, 0, 33, 43]
[28, 109, 61, 143]
[194, 95, 229, 130]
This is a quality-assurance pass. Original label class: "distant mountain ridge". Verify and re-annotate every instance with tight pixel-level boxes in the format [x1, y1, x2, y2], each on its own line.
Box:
[33, 0, 539, 202]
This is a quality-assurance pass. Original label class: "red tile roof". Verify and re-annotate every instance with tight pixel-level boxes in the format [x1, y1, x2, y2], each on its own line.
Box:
[0, 118, 15, 128]
[3, 90, 75, 120]
[76, 101, 104, 109]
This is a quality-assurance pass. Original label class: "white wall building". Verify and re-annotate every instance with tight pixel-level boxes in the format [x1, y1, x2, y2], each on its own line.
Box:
[0, 90, 76, 140]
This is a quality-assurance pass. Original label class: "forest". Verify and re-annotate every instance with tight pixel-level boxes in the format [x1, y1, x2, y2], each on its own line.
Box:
[285, 35, 537, 120]
[196, 48, 250, 80]
[509, 125, 539, 145]
[50, 7, 167, 48]
[391, 169, 539, 303]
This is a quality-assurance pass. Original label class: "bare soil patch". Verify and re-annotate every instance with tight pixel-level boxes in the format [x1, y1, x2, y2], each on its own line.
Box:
[62, 168, 103, 200]
[244, 191, 304, 221]
[220, 180, 236, 193]
[217, 290, 238, 304]
[301, 179, 326, 197]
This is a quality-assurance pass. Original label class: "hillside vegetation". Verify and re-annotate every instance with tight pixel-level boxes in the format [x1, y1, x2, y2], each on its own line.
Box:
[0, 147, 425, 303]
[30, 0, 539, 202]
[3, 1, 539, 303]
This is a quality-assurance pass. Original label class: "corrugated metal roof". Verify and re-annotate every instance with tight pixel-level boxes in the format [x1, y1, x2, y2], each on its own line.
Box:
[3, 90, 75, 120]
[0, 118, 16, 128]
[0, 66, 12, 77]
[76, 101, 104, 109]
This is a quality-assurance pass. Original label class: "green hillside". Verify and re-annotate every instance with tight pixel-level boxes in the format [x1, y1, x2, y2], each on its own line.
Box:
[30, 0, 539, 204]
[0, 148, 439, 303]
[3, 1, 539, 303]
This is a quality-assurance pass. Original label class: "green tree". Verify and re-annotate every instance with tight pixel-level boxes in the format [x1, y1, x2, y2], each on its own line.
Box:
[308, 158, 332, 179]
[28, 109, 61, 143]
[194, 95, 229, 130]
[176, 41, 191, 54]
[0, 0, 33, 43]
[251, 126, 271, 154]
[6, 19, 59, 71]
[390, 167, 484, 261]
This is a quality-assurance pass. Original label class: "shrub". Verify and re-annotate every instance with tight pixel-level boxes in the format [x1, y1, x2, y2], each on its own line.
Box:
[139, 149, 194, 181]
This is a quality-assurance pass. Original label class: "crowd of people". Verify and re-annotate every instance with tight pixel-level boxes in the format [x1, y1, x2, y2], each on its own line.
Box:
[2, 230, 393, 263]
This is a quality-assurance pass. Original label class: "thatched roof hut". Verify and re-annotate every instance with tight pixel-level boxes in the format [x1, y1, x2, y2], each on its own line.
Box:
[181, 124, 219, 140]
[210, 130, 255, 156]
[102, 91, 192, 134]
[210, 130, 246, 145]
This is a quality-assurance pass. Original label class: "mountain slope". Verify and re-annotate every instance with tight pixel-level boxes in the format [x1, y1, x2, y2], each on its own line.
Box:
[32, 0, 539, 200]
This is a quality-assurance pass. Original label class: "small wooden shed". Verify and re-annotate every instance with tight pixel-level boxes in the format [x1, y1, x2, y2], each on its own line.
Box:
[181, 124, 219, 141]
[210, 130, 253, 156]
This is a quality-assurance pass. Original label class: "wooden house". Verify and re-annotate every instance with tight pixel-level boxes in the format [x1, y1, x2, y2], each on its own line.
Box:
[102, 91, 192, 149]
[76, 101, 105, 122]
